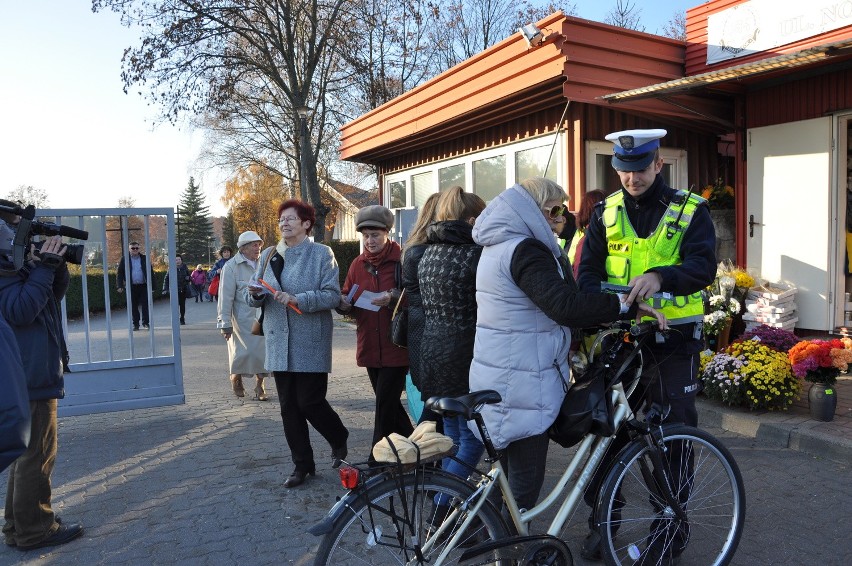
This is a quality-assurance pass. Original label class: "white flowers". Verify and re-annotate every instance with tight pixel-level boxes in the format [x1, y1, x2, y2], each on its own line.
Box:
[709, 295, 740, 315]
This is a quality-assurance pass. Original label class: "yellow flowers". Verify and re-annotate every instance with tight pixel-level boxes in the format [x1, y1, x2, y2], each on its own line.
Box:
[701, 338, 800, 410]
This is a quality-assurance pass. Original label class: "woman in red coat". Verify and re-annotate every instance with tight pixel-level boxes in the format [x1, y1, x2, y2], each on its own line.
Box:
[338, 205, 413, 459]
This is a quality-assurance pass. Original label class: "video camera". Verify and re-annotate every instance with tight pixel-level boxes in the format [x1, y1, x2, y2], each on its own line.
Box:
[0, 200, 89, 270]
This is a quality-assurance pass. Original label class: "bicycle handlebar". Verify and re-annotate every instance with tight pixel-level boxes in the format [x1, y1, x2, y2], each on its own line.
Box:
[629, 320, 661, 337]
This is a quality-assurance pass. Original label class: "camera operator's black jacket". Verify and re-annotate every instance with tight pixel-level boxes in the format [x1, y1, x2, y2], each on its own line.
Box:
[0, 257, 69, 401]
[0, 314, 30, 473]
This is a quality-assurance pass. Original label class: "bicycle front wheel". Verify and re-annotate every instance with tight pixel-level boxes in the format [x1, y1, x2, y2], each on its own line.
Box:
[314, 469, 510, 565]
[595, 424, 746, 566]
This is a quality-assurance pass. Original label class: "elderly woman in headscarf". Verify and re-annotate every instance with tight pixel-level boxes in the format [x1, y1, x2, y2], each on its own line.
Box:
[217, 231, 270, 400]
[338, 205, 413, 461]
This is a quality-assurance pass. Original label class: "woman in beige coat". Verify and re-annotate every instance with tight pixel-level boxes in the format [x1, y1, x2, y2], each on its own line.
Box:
[217, 231, 269, 400]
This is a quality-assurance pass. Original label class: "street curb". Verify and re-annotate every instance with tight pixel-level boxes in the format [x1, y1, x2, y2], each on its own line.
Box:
[697, 399, 852, 463]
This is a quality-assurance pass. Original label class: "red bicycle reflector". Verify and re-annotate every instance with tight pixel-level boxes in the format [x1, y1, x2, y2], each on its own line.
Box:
[339, 466, 359, 489]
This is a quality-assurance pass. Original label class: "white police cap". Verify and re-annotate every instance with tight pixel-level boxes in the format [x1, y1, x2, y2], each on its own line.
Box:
[605, 128, 667, 171]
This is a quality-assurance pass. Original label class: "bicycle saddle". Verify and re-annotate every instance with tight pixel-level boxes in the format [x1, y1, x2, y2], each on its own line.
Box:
[426, 390, 502, 420]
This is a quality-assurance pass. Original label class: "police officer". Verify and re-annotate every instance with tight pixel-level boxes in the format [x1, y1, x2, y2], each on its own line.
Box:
[577, 129, 716, 563]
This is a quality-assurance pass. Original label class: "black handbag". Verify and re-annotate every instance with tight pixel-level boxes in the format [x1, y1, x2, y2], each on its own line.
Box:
[250, 248, 274, 336]
[389, 288, 408, 348]
[548, 361, 615, 448]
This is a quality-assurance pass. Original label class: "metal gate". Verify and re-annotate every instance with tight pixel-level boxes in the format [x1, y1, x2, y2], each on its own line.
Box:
[42, 207, 185, 416]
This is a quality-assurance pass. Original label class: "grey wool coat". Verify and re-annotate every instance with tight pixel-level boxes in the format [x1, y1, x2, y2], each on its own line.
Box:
[245, 239, 340, 373]
[216, 252, 267, 375]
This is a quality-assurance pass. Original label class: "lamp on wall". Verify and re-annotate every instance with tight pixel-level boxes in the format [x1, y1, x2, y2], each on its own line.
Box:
[519, 23, 543, 47]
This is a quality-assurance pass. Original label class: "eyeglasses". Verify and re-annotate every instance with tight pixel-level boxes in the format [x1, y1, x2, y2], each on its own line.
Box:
[279, 216, 301, 224]
[546, 204, 567, 219]
[130, 247, 140, 250]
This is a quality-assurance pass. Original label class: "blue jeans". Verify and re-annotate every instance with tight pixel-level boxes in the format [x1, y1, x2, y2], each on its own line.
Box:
[436, 415, 484, 505]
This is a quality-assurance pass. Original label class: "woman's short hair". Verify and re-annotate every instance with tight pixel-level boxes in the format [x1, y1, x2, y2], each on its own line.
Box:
[277, 199, 316, 234]
[519, 177, 566, 209]
[434, 186, 486, 223]
[218, 245, 233, 257]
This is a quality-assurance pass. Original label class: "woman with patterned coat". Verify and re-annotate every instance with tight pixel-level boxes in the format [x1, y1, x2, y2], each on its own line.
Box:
[246, 199, 348, 489]
[418, 187, 486, 489]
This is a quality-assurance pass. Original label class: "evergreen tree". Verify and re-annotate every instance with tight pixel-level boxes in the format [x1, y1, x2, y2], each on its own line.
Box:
[176, 177, 213, 264]
[222, 209, 237, 251]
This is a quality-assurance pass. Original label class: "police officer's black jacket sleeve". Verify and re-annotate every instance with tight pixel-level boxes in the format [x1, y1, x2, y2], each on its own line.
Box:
[577, 198, 716, 296]
[510, 238, 637, 328]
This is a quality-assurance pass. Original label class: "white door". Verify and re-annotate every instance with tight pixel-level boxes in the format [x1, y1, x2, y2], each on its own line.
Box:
[746, 117, 833, 330]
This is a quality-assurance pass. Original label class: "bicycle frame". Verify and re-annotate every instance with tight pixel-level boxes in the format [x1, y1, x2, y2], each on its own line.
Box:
[446, 380, 632, 544]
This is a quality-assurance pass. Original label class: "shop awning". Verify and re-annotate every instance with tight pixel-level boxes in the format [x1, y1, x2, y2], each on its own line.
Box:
[601, 39, 852, 103]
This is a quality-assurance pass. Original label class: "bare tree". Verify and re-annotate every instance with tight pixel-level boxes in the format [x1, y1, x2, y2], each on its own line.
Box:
[92, 0, 353, 241]
[604, 0, 645, 33]
[660, 10, 687, 41]
[5, 185, 49, 208]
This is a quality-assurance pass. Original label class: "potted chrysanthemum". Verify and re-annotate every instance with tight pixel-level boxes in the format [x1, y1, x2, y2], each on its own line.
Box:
[700, 338, 799, 411]
[788, 339, 852, 421]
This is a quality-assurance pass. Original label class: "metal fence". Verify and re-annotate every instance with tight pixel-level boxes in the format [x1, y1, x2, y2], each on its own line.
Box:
[41, 207, 184, 416]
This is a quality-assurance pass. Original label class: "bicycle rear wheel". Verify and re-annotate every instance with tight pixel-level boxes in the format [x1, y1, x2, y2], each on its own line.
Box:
[314, 469, 510, 565]
[595, 424, 745, 566]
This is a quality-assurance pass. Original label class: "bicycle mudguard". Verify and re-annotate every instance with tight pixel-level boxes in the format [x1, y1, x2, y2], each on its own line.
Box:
[307, 471, 392, 536]
[458, 534, 572, 565]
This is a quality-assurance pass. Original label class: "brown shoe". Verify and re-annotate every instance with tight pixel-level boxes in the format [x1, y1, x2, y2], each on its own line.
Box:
[254, 375, 268, 401]
[230, 375, 245, 397]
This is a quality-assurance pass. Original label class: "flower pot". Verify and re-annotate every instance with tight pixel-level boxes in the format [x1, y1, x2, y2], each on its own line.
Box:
[714, 318, 732, 352]
[807, 383, 837, 422]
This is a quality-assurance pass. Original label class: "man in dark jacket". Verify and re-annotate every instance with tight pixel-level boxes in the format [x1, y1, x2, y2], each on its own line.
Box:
[0, 208, 84, 550]
[0, 314, 29, 473]
[116, 241, 152, 330]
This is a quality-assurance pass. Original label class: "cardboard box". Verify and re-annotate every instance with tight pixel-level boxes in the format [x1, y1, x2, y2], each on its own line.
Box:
[747, 280, 797, 302]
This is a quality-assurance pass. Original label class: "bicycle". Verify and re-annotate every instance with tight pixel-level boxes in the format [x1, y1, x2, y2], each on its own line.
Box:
[310, 321, 746, 565]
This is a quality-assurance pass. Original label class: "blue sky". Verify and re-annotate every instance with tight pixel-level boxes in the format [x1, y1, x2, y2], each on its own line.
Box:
[0, 0, 701, 217]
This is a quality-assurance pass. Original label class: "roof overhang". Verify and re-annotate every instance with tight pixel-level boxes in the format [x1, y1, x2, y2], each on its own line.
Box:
[601, 39, 852, 103]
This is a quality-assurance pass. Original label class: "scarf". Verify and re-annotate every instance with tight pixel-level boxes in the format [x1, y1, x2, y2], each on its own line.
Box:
[365, 239, 396, 268]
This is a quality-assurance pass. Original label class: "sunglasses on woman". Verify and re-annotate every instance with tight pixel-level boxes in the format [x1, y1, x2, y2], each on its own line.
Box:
[547, 204, 567, 219]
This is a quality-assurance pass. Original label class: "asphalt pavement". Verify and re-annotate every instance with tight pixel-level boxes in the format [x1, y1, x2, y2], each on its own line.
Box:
[1, 299, 850, 565]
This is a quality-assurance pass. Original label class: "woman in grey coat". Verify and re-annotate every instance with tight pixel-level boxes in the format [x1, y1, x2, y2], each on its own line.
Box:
[247, 199, 348, 489]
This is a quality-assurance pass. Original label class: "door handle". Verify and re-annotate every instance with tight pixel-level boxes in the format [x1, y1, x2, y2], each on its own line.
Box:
[748, 214, 763, 237]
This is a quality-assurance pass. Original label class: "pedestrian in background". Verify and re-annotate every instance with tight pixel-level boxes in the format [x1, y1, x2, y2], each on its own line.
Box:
[190, 264, 206, 303]
[208, 245, 233, 303]
[162, 253, 190, 325]
[0, 203, 84, 550]
[217, 231, 269, 400]
[116, 241, 152, 330]
[567, 189, 605, 279]
[417, 187, 485, 506]
[338, 205, 413, 462]
[247, 199, 348, 489]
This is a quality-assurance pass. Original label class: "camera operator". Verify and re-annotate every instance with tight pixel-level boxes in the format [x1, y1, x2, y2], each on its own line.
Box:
[0, 206, 84, 550]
